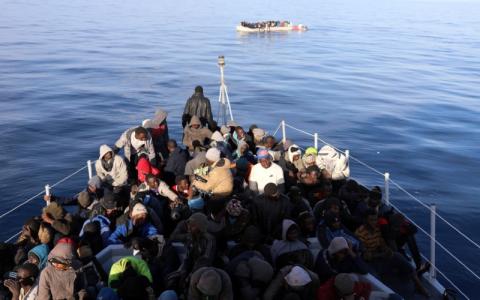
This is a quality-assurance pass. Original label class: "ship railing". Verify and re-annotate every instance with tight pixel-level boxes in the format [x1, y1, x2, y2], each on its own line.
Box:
[273, 120, 476, 299]
[0, 120, 477, 299]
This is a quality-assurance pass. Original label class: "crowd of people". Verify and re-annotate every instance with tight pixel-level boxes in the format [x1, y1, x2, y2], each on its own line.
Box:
[0, 85, 431, 300]
[240, 21, 289, 29]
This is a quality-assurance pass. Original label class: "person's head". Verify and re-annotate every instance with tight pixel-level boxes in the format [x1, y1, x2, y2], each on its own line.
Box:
[226, 199, 243, 217]
[167, 139, 177, 153]
[205, 148, 221, 165]
[146, 174, 159, 190]
[195, 268, 222, 297]
[175, 175, 190, 191]
[324, 211, 342, 230]
[365, 208, 378, 228]
[264, 136, 276, 149]
[284, 266, 312, 290]
[99, 144, 113, 161]
[305, 165, 320, 183]
[298, 211, 316, 233]
[264, 183, 279, 200]
[325, 197, 341, 215]
[334, 273, 356, 300]
[187, 213, 208, 235]
[195, 85, 203, 94]
[28, 244, 49, 270]
[256, 149, 272, 169]
[235, 126, 246, 139]
[130, 203, 148, 226]
[368, 186, 383, 208]
[77, 191, 93, 209]
[134, 127, 148, 141]
[286, 222, 300, 241]
[328, 237, 349, 261]
[88, 175, 102, 193]
[288, 145, 302, 162]
[22, 217, 40, 239]
[101, 192, 118, 217]
[16, 263, 39, 288]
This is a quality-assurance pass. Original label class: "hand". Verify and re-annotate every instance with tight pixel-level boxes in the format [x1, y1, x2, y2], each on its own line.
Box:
[43, 194, 51, 202]
[131, 185, 139, 196]
[4, 279, 20, 297]
[42, 213, 54, 224]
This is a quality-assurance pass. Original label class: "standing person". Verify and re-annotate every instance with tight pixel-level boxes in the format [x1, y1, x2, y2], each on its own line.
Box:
[113, 126, 156, 179]
[95, 144, 128, 191]
[143, 108, 170, 160]
[182, 86, 214, 130]
[249, 149, 285, 194]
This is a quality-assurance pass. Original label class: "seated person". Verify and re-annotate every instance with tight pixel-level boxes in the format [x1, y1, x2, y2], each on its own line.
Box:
[315, 237, 369, 283]
[95, 144, 128, 191]
[183, 115, 212, 150]
[271, 219, 312, 269]
[317, 211, 361, 252]
[108, 202, 159, 244]
[3, 262, 40, 300]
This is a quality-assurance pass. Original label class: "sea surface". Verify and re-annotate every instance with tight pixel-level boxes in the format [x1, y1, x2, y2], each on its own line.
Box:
[1, 0, 479, 297]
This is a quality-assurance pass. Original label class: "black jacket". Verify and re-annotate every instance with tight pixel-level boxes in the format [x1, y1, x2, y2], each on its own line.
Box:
[182, 92, 214, 129]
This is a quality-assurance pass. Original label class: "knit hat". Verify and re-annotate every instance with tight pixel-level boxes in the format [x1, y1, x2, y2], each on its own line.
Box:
[226, 199, 243, 217]
[42, 202, 65, 220]
[205, 148, 221, 162]
[252, 128, 265, 140]
[77, 191, 92, 208]
[188, 213, 208, 233]
[88, 175, 102, 189]
[334, 273, 356, 296]
[101, 193, 117, 210]
[211, 131, 225, 142]
[131, 203, 148, 217]
[305, 147, 318, 156]
[248, 257, 274, 283]
[196, 269, 222, 296]
[263, 183, 279, 197]
[284, 266, 312, 287]
[256, 149, 271, 160]
[328, 237, 349, 254]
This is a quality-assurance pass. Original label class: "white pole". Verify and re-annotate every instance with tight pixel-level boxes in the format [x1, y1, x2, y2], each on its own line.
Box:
[281, 120, 286, 144]
[430, 204, 437, 283]
[45, 184, 51, 206]
[314, 133, 318, 149]
[384, 172, 390, 206]
[87, 160, 93, 179]
[345, 149, 350, 161]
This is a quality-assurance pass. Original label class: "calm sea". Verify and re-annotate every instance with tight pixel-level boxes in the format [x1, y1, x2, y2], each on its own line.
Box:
[1, 0, 479, 296]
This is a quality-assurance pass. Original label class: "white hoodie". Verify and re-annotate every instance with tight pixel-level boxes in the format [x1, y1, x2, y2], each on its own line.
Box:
[317, 145, 350, 180]
[95, 144, 128, 187]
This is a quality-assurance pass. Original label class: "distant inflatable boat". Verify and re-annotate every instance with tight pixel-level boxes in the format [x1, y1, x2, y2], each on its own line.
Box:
[236, 20, 308, 33]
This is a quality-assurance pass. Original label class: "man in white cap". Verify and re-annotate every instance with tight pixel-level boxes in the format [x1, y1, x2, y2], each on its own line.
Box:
[264, 265, 319, 300]
[107, 202, 158, 244]
[191, 148, 233, 200]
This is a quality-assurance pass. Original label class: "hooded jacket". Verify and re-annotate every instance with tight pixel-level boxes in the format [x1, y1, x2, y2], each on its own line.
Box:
[184, 150, 207, 176]
[95, 145, 128, 187]
[37, 243, 85, 300]
[192, 158, 233, 199]
[108, 256, 153, 287]
[317, 145, 350, 180]
[271, 220, 309, 266]
[183, 116, 213, 149]
[28, 244, 50, 270]
[114, 127, 155, 162]
[183, 92, 214, 129]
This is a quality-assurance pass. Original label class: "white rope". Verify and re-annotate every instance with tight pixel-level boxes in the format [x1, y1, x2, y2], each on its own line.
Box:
[0, 165, 88, 220]
[388, 202, 480, 282]
[284, 121, 480, 252]
[420, 253, 470, 300]
[284, 123, 314, 137]
[389, 179, 480, 252]
[4, 231, 21, 243]
[272, 122, 282, 137]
